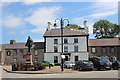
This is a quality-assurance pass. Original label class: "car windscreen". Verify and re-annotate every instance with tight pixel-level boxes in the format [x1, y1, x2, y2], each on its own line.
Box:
[65, 62, 74, 64]
[98, 57, 110, 62]
[117, 61, 120, 63]
[83, 60, 89, 62]
[82, 60, 92, 63]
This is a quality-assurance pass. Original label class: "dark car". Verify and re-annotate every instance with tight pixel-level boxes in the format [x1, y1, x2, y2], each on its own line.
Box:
[74, 60, 94, 71]
[112, 61, 120, 70]
[89, 57, 112, 70]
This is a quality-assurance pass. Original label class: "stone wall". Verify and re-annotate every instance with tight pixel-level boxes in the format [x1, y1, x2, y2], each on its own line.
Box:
[89, 46, 119, 61]
[4, 48, 44, 65]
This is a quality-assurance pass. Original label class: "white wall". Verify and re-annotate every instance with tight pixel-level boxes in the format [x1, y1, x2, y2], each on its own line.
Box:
[70, 52, 88, 62]
[44, 52, 88, 63]
[44, 53, 61, 63]
[46, 36, 87, 53]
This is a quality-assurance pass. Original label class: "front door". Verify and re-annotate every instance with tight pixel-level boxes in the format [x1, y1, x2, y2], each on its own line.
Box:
[65, 55, 70, 61]
[75, 56, 78, 62]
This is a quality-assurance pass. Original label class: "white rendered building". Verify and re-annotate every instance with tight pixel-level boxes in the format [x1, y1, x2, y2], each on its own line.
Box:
[43, 21, 89, 64]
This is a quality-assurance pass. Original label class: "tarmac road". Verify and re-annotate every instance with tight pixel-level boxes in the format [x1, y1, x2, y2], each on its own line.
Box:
[1, 68, 118, 78]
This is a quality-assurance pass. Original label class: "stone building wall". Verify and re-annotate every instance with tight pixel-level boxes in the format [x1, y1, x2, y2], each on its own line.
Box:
[5, 48, 44, 65]
[89, 46, 119, 61]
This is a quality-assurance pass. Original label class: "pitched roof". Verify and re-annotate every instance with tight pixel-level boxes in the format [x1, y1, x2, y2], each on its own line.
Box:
[43, 28, 89, 37]
[1, 42, 44, 49]
[88, 38, 120, 46]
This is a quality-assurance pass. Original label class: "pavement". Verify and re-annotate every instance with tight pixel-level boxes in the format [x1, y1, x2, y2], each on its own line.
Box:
[3, 66, 79, 74]
[2, 69, 119, 78]
[0, 66, 2, 79]
[2, 65, 119, 78]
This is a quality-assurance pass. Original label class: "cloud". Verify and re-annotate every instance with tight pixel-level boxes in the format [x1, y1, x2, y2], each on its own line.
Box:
[33, 38, 44, 42]
[88, 10, 117, 19]
[25, 6, 61, 33]
[74, 2, 118, 34]
[23, 0, 53, 5]
[21, 29, 30, 34]
[2, 0, 119, 2]
[9, 32, 16, 35]
[3, 14, 24, 28]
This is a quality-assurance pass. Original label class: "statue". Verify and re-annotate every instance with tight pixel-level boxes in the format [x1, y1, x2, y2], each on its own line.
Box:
[25, 36, 33, 52]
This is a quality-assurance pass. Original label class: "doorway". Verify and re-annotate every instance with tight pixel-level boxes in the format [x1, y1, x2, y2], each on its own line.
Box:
[75, 56, 78, 62]
[65, 55, 70, 61]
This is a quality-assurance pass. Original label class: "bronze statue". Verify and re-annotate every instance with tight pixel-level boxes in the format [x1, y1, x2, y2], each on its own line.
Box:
[25, 36, 33, 52]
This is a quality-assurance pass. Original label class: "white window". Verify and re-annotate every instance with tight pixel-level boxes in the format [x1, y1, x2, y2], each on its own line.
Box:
[74, 46, 78, 52]
[7, 51, 11, 56]
[111, 47, 115, 53]
[54, 56, 58, 63]
[54, 39, 58, 44]
[54, 46, 58, 52]
[92, 48, 96, 53]
[13, 58, 17, 63]
[35, 50, 38, 56]
[64, 46, 68, 52]
[64, 38, 68, 44]
[34, 57, 38, 63]
[74, 38, 78, 43]
[102, 47, 106, 53]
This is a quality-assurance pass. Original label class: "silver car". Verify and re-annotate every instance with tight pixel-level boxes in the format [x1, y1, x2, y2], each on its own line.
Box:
[64, 61, 75, 68]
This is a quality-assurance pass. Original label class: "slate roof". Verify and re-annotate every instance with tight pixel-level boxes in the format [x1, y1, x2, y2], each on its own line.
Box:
[88, 38, 120, 46]
[1, 42, 44, 49]
[43, 28, 89, 37]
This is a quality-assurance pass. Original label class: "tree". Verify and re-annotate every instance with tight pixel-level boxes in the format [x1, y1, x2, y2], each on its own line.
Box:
[93, 20, 120, 38]
[65, 24, 81, 29]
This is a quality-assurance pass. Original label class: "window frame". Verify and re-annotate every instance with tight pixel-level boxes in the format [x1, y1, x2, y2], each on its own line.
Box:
[54, 56, 58, 63]
[54, 39, 58, 44]
[64, 38, 68, 44]
[91, 47, 96, 53]
[64, 46, 68, 52]
[74, 38, 78, 43]
[35, 50, 38, 56]
[6, 51, 11, 56]
[74, 45, 79, 52]
[102, 47, 107, 53]
[54, 46, 58, 53]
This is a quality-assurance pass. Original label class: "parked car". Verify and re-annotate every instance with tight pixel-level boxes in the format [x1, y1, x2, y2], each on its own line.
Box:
[64, 61, 75, 68]
[74, 60, 94, 71]
[40, 61, 55, 67]
[89, 57, 112, 70]
[112, 60, 120, 70]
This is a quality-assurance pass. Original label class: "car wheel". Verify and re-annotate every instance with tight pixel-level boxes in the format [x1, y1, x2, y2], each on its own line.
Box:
[79, 67, 82, 71]
[113, 67, 118, 70]
[64, 65, 67, 68]
[49, 64, 52, 69]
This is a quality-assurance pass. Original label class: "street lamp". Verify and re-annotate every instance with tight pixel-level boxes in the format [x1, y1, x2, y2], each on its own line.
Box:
[53, 18, 69, 71]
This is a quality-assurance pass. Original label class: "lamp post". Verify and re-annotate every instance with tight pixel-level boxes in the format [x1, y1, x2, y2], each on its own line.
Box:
[53, 18, 69, 71]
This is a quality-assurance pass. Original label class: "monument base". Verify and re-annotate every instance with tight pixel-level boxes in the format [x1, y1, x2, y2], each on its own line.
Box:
[25, 52, 34, 71]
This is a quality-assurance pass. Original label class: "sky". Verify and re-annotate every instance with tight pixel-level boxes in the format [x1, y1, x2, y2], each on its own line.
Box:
[1, 0, 119, 44]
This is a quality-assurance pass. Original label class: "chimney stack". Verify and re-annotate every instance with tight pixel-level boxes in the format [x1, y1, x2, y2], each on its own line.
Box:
[47, 22, 52, 31]
[83, 21, 88, 33]
[10, 40, 16, 44]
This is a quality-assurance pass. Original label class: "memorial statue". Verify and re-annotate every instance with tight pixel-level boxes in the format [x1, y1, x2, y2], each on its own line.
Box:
[25, 36, 33, 52]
